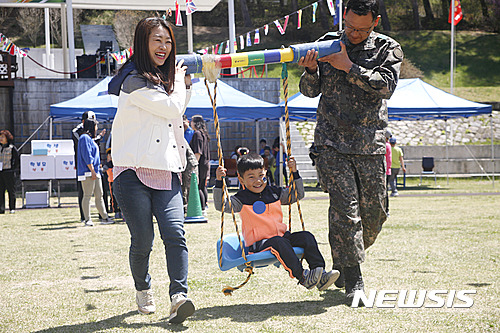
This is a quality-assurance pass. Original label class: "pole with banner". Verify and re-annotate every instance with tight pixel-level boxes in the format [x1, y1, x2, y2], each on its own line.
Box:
[449, 0, 463, 95]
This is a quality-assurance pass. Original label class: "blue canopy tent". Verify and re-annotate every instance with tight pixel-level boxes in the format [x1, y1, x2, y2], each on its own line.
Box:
[279, 78, 493, 120]
[49, 77, 282, 122]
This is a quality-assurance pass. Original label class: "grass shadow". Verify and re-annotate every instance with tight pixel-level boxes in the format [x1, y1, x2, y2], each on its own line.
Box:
[32, 310, 189, 333]
[189, 291, 345, 323]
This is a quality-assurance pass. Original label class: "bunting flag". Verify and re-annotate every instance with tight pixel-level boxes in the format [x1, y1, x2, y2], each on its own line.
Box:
[312, 2, 318, 23]
[215, 44, 219, 54]
[186, 0, 198, 15]
[239, 35, 245, 50]
[297, 9, 302, 29]
[264, 24, 269, 35]
[0, 33, 27, 58]
[448, 0, 463, 25]
[234, 38, 238, 51]
[225, 40, 229, 53]
[175, 0, 183, 26]
[283, 15, 290, 32]
[327, 0, 336, 16]
[254, 29, 260, 44]
[274, 19, 285, 35]
[246, 32, 252, 47]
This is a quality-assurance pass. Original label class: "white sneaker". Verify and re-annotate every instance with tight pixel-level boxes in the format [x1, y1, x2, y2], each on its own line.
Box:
[100, 217, 115, 225]
[168, 293, 195, 324]
[83, 219, 94, 227]
[136, 289, 156, 315]
[9, 210, 15, 214]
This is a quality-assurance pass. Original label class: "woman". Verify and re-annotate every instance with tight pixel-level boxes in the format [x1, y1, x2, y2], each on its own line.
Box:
[109, 17, 194, 324]
[0, 130, 19, 214]
[189, 115, 210, 215]
[77, 118, 114, 226]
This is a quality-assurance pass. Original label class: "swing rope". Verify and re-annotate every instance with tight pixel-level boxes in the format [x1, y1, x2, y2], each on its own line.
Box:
[282, 63, 306, 233]
[205, 79, 254, 296]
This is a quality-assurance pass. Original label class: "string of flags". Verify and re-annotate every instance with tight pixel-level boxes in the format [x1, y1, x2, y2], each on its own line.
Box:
[0, 33, 28, 58]
[195, 0, 341, 55]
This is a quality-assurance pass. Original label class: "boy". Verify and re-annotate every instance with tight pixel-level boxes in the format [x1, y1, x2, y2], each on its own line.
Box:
[214, 153, 339, 290]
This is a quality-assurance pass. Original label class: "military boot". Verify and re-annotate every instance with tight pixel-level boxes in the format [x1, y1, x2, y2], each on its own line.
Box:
[344, 264, 365, 307]
[333, 264, 344, 288]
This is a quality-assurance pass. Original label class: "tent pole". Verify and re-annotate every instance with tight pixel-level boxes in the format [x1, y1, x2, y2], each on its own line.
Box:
[255, 120, 260, 153]
[445, 118, 449, 185]
[49, 117, 53, 140]
[491, 114, 495, 188]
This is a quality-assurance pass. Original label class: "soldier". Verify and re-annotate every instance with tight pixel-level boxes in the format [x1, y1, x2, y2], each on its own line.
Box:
[298, 0, 403, 306]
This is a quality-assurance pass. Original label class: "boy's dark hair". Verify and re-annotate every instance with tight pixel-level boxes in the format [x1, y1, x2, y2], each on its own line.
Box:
[237, 153, 264, 176]
[263, 145, 271, 152]
[346, 0, 379, 20]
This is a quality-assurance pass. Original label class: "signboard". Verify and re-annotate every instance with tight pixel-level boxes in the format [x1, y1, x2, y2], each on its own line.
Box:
[55, 155, 76, 179]
[20, 155, 56, 180]
[32, 140, 74, 156]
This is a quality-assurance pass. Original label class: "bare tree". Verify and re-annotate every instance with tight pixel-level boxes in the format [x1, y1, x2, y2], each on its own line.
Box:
[410, 0, 421, 30]
[113, 11, 145, 50]
[422, 0, 434, 20]
[379, 0, 391, 31]
[440, 0, 449, 19]
[49, 8, 63, 47]
[240, 0, 253, 27]
[18, 8, 44, 47]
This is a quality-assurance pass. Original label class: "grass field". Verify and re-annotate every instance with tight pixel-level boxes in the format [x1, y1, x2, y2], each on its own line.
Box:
[0, 179, 499, 332]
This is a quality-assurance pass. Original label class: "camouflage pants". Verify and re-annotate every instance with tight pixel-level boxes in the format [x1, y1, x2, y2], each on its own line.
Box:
[181, 145, 199, 210]
[315, 148, 388, 267]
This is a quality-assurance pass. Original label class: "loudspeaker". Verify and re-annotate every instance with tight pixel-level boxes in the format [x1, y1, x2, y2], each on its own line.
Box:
[77, 55, 97, 78]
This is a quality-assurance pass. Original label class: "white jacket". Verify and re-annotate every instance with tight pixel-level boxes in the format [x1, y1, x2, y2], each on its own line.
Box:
[111, 71, 191, 172]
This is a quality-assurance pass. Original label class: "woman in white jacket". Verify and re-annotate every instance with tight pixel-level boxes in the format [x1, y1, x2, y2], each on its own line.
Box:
[109, 17, 194, 324]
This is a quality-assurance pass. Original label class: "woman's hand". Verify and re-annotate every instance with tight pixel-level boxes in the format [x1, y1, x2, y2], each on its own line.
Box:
[216, 166, 227, 180]
[176, 59, 187, 76]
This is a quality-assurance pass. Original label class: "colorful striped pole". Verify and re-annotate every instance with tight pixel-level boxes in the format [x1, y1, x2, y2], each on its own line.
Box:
[178, 39, 341, 74]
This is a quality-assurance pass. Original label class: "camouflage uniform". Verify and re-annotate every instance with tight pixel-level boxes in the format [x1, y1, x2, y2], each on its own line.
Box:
[300, 30, 403, 267]
[181, 144, 199, 211]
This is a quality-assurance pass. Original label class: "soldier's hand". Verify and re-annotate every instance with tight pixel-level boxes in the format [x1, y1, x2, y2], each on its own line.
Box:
[318, 41, 353, 73]
[216, 166, 227, 180]
[297, 49, 318, 73]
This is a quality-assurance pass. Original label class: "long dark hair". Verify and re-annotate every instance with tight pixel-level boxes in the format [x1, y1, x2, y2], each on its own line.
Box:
[83, 119, 97, 138]
[191, 115, 210, 141]
[120, 17, 176, 94]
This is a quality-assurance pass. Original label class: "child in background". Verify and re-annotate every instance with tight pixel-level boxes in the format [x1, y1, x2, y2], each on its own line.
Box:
[214, 153, 339, 291]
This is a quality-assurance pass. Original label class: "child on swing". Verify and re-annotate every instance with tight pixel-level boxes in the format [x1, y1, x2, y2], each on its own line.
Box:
[214, 153, 339, 290]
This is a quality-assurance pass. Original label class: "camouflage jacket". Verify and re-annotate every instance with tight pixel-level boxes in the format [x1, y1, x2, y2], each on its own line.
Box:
[299, 31, 403, 155]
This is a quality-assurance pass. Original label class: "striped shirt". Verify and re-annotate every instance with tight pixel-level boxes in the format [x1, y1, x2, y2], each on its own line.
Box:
[114, 166, 180, 190]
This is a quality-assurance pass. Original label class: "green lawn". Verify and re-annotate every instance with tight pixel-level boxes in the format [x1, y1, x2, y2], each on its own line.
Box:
[0, 179, 498, 332]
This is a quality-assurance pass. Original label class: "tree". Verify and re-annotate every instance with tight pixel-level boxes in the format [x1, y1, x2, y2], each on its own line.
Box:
[49, 8, 63, 47]
[479, 0, 489, 18]
[113, 11, 146, 50]
[18, 8, 44, 46]
[379, 0, 391, 31]
[440, 0, 449, 19]
[410, 0, 421, 30]
[240, 0, 253, 27]
[422, 0, 434, 20]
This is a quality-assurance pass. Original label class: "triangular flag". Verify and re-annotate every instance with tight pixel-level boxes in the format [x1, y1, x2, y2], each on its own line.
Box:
[297, 9, 302, 29]
[283, 15, 289, 32]
[312, 2, 318, 23]
[246, 32, 252, 47]
[225, 40, 229, 53]
[234, 38, 238, 51]
[254, 29, 260, 44]
[175, 1, 183, 26]
[239, 35, 245, 50]
[274, 19, 285, 35]
[327, 0, 336, 16]
[186, 0, 198, 15]
[215, 44, 219, 54]
[448, 0, 463, 25]
[264, 24, 269, 35]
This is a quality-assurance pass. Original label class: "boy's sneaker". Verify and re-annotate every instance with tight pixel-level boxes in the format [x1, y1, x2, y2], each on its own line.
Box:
[100, 217, 115, 225]
[136, 289, 155, 315]
[168, 293, 195, 324]
[317, 269, 340, 291]
[83, 219, 94, 227]
[300, 267, 323, 289]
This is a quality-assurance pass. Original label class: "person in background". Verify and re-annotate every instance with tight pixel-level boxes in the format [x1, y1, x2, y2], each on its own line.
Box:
[0, 130, 19, 214]
[385, 129, 392, 215]
[189, 115, 210, 216]
[181, 115, 198, 213]
[389, 137, 406, 197]
[230, 145, 242, 160]
[272, 142, 288, 186]
[108, 17, 195, 323]
[183, 114, 195, 144]
[262, 145, 275, 185]
[259, 138, 267, 155]
[104, 148, 122, 220]
[72, 111, 106, 223]
[77, 118, 114, 226]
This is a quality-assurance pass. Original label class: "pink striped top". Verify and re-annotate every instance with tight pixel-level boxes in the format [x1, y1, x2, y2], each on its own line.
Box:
[114, 166, 180, 190]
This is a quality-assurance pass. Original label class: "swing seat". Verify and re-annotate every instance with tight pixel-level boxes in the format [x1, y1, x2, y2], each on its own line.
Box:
[217, 233, 304, 272]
